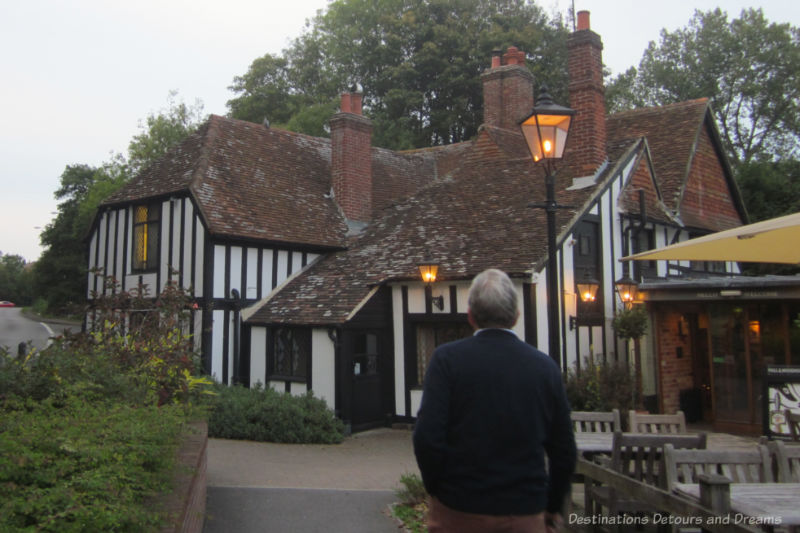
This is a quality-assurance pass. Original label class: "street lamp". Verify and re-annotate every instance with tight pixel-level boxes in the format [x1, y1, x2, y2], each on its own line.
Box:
[521, 86, 575, 368]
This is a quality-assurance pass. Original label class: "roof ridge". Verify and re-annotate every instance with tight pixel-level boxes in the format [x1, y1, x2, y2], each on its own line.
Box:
[609, 97, 709, 119]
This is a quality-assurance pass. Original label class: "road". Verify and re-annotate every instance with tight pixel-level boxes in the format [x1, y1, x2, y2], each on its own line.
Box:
[0, 308, 77, 355]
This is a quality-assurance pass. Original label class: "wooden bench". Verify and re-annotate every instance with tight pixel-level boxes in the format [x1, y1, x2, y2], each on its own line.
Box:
[663, 444, 772, 489]
[629, 410, 686, 434]
[770, 440, 800, 483]
[585, 432, 707, 532]
[663, 445, 772, 533]
[572, 409, 622, 433]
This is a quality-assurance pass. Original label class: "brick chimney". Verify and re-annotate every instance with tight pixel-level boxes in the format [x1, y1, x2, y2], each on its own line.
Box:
[481, 46, 534, 130]
[567, 10, 607, 175]
[330, 91, 373, 223]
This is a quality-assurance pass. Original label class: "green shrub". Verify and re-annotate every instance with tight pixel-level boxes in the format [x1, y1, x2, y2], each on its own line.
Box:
[0, 279, 210, 531]
[565, 358, 638, 412]
[207, 384, 345, 444]
[611, 306, 648, 340]
[395, 472, 427, 506]
[392, 473, 428, 533]
[0, 394, 187, 532]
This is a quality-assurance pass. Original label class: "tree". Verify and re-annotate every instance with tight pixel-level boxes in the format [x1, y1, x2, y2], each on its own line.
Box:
[605, 8, 800, 166]
[35, 165, 108, 314]
[0, 253, 33, 305]
[227, 0, 570, 150]
[736, 159, 800, 223]
[126, 91, 205, 177]
[33, 94, 206, 315]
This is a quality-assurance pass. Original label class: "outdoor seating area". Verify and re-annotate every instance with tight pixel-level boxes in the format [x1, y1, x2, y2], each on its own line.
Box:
[570, 410, 800, 532]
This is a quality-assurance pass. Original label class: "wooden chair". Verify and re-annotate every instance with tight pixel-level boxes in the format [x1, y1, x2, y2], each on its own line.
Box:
[770, 440, 800, 483]
[785, 409, 800, 442]
[572, 409, 622, 433]
[629, 410, 686, 434]
[585, 431, 707, 532]
[663, 443, 773, 491]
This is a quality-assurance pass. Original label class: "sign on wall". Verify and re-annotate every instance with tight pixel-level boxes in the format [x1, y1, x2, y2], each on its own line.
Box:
[764, 365, 800, 439]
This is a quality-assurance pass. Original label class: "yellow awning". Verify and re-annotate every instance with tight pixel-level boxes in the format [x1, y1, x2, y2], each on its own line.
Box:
[622, 212, 800, 265]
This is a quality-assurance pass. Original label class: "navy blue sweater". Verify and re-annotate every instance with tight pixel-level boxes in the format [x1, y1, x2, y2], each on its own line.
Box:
[413, 329, 576, 516]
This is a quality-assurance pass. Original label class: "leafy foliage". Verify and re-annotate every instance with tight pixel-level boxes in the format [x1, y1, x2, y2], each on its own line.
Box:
[736, 159, 800, 223]
[605, 8, 800, 165]
[565, 359, 639, 412]
[392, 473, 428, 533]
[126, 91, 205, 177]
[227, 0, 570, 150]
[0, 396, 186, 532]
[611, 306, 649, 341]
[33, 94, 205, 317]
[0, 252, 33, 305]
[0, 281, 211, 531]
[207, 384, 345, 444]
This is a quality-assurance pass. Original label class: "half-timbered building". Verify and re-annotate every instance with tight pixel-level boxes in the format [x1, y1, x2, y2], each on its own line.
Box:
[87, 12, 750, 431]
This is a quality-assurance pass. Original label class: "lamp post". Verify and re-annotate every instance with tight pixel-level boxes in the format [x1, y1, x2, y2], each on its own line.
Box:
[520, 86, 575, 368]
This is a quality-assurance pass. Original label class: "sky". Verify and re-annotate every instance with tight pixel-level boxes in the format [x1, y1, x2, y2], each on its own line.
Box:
[2, 0, 799, 263]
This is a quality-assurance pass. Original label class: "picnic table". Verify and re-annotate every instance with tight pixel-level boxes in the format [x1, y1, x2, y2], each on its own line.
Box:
[674, 482, 800, 527]
[575, 432, 613, 454]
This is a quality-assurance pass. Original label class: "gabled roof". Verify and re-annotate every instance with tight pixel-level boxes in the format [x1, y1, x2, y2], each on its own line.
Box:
[607, 99, 711, 213]
[246, 99, 743, 327]
[246, 126, 610, 326]
[101, 115, 439, 249]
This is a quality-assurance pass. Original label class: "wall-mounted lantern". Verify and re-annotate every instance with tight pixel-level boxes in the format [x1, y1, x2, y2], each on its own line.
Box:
[570, 278, 600, 330]
[417, 259, 444, 310]
[615, 276, 638, 307]
[576, 278, 600, 303]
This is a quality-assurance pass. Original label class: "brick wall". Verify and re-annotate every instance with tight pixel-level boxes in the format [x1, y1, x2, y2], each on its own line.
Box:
[160, 421, 208, 533]
[655, 307, 694, 414]
[679, 124, 743, 231]
[567, 11, 607, 176]
[331, 93, 373, 222]
[481, 47, 534, 130]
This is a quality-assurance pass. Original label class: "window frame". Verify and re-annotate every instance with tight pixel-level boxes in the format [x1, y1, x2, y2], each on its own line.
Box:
[131, 202, 161, 273]
[268, 327, 311, 382]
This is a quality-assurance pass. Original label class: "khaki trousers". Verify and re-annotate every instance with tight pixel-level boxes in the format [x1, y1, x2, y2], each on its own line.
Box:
[427, 497, 547, 533]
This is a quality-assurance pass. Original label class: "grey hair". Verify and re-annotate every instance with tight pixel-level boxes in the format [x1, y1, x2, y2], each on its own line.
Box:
[468, 269, 518, 329]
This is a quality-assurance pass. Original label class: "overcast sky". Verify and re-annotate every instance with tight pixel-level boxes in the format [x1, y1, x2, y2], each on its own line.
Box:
[2, 0, 798, 263]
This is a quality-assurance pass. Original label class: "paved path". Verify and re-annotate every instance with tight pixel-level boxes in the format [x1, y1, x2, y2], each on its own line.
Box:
[203, 424, 759, 532]
[203, 428, 419, 532]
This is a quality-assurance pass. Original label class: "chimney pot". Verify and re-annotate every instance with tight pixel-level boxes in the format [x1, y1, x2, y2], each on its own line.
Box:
[491, 49, 502, 68]
[340, 93, 352, 114]
[481, 45, 534, 130]
[351, 93, 363, 115]
[577, 10, 590, 31]
[503, 46, 519, 66]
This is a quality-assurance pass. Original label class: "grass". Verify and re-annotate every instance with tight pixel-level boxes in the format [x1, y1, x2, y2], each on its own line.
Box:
[392, 472, 428, 532]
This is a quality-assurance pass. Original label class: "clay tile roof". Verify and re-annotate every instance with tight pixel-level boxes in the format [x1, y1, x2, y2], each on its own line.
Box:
[104, 115, 349, 248]
[246, 128, 605, 326]
[606, 98, 710, 214]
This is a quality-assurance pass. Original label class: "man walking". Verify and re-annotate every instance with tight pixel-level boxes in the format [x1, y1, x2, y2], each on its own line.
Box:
[413, 268, 576, 532]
